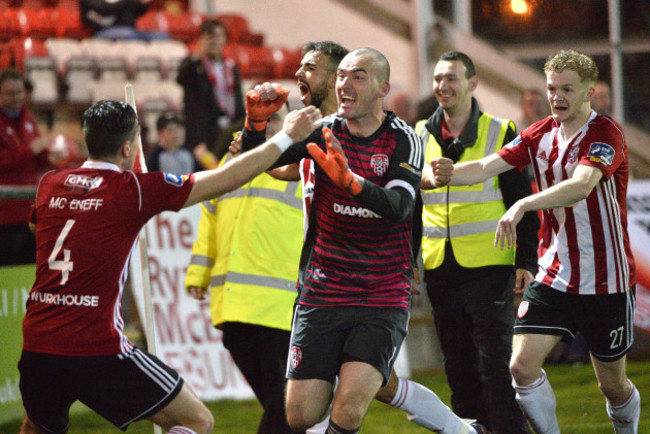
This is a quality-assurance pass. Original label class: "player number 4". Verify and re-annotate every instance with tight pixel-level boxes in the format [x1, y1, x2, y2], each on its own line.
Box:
[609, 326, 624, 349]
[48, 219, 75, 285]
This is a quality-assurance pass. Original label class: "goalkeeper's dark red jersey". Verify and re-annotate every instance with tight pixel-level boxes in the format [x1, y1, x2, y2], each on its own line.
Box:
[274, 112, 423, 310]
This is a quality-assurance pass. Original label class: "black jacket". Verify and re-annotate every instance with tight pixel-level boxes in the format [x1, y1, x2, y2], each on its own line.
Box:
[176, 56, 244, 151]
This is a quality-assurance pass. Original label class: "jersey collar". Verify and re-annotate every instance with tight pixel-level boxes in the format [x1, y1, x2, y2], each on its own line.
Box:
[81, 160, 121, 172]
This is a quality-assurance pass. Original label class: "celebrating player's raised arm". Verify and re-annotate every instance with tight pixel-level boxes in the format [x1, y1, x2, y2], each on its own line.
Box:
[183, 106, 322, 207]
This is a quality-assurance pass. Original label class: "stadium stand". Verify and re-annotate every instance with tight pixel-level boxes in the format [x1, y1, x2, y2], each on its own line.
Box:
[1, 2, 298, 113]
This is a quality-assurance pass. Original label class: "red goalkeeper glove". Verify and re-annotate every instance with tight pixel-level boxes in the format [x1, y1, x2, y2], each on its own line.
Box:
[245, 83, 289, 132]
[307, 127, 363, 196]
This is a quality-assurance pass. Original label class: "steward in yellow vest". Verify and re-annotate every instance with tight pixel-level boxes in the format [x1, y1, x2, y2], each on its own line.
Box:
[185, 153, 303, 432]
[185, 154, 302, 330]
[415, 48, 539, 434]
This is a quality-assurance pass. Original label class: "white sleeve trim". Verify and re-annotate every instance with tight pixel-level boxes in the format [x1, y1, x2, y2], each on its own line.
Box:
[386, 179, 416, 199]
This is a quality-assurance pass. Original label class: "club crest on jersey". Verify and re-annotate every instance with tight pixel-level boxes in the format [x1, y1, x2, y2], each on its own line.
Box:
[588, 142, 615, 166]
[164, 173, 187, 187]
[64, 174, 103, 191]
[517, 301, 529, 319]
[290, 346, 302, 369]
[370, 154, 389, 176]
[567, 145, 580, 164]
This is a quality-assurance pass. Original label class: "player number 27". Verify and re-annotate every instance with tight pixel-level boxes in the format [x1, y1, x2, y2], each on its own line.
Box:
[609, 326, 624, 349]
[48, 219, 75, 285]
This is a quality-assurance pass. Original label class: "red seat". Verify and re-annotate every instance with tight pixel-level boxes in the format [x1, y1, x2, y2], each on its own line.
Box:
[57, 0, 79, 11]
[214, 14, 249, 43]
[16, 8, 58, 38]
[136, 10, 169, 34]
[271, 46, 302, 79]
[224, 44, 274, 79]
[22, 0, 45, 9]
[164, 11, 202, 43]
[0, 42, 13, 68]
[0, 8, 22, 40]
[55, 7, 92, 39]
[214, 13, 263, 46]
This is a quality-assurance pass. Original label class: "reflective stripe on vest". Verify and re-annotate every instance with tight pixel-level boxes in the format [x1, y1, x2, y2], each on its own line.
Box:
[422, 219, 500, 238]
[190, 254, 214, 268]
[420, 117, 504, 205]
[419, 115, 514, 269]
[215, 153, 302, 210]
[218, 180, 302, 210]
[211, 271, 297, 292]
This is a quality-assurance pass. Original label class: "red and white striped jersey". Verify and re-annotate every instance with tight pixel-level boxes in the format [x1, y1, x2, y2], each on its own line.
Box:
[23, 161, 194, 356]
[298, 158, 315, 242]
[498, 112, 635, 294]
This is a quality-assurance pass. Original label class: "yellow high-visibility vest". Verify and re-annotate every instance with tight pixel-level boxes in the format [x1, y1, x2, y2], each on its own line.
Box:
[185, 155, 303, 331]
[417, 114, 515, 270]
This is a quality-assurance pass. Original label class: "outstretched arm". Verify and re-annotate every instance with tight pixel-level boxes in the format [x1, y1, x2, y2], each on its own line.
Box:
[451, 153, 514, 186]
[495, 164, 603, 249]
[422, 153, 513, 188]
[184, 106, 322, 207]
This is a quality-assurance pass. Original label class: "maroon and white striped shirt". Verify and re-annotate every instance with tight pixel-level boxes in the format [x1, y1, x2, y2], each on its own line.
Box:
[498, 112, 635, 295]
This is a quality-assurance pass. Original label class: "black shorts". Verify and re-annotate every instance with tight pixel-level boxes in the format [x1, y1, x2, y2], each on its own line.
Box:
[515, 281, 636, 361]
[286, 304, 409, 386]
[18, 347, 183, 433]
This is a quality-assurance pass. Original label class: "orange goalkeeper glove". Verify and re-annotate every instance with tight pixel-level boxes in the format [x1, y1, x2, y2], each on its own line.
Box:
[307, 127, 363, 196]
[245, 83, 290, 132]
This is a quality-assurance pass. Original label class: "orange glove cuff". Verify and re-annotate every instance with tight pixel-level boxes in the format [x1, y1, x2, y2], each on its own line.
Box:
[245, 117, 268, 132]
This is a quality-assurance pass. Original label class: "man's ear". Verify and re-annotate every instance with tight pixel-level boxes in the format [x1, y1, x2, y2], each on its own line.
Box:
[379, 81, 390, 98]
[328, 72, 337, 89]
[120, 141, 131, 159]
[469, 75, 479, 92]
[585, 84, 595, 103]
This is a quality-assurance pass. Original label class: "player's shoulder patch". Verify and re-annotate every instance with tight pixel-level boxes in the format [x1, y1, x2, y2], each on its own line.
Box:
[163, 173, 189, 187]
[505, 135, 522, 149]
[587, 142, 615, 166]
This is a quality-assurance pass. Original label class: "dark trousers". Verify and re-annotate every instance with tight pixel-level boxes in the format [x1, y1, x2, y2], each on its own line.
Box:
[0, 223, 36, 266]
[425, 255, 530, 433]
[222, 322, 294, 434]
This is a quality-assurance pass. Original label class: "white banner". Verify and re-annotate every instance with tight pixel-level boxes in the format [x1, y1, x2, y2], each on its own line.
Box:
[627, 180, 650, 334]
[130, 205, 254, 401]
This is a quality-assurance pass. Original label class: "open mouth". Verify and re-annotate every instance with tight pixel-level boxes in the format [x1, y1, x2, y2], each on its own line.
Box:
[298, 80, 309, 95]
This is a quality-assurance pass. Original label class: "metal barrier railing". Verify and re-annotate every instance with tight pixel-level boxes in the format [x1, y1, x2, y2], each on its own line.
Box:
[0, 185, 37, 200]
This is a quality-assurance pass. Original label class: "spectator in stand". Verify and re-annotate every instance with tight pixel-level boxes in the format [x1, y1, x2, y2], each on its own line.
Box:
[516, 88, 547, 131]
[145, 112, 197, 174]
[80, 0, 168, 40]
[592, 80, 612, 115]
[177, 19, 245, 164]
[0, 68, 64, 266]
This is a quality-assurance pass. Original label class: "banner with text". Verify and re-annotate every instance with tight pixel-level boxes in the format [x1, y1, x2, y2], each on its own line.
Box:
[0, 265, 33, 424]
[130, 206, 254, 401]
[628, 180, 650, 334]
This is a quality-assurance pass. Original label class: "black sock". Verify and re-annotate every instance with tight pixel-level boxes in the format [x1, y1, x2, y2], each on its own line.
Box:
[326, 419, 359, 434]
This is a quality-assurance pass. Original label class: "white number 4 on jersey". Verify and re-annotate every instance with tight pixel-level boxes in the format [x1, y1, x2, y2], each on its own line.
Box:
[47, 219, 75, 285]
